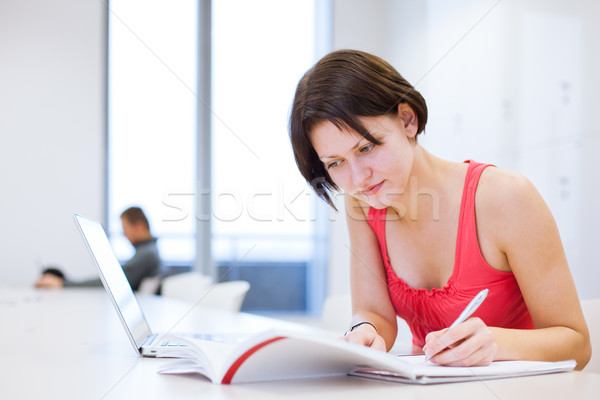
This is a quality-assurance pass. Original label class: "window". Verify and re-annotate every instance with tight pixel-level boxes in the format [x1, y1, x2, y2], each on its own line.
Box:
[212, 0, 316, 263]
[212, 0, 329, 313]
[108, 0, 329, 313]
[107, 0, 198, 265]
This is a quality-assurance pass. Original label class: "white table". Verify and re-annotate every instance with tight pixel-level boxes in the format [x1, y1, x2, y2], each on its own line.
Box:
[1, 287, 598, 399]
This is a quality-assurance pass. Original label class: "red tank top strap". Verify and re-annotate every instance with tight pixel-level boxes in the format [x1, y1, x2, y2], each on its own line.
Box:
[367, 206, 386, 234]
[367, 206, 389, 264]
[454, 160, 495, 283]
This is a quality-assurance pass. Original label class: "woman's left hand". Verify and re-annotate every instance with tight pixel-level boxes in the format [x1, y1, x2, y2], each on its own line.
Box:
[422, 318, 498, 366]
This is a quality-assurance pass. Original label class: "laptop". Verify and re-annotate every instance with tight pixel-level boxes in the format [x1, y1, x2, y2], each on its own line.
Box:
[73, 213, 233, 357]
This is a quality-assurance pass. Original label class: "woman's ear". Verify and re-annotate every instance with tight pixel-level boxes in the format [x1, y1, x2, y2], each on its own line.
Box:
[397, 103, 419, 138]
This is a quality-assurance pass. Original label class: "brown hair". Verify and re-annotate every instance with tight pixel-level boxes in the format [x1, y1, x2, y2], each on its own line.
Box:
[120, 206, 150, 230]
[289, 49, 428, 209]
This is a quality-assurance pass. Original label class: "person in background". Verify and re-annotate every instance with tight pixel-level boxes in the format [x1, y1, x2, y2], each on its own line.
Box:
[35, 206, 162, 291]
[288, 49, 590, 369]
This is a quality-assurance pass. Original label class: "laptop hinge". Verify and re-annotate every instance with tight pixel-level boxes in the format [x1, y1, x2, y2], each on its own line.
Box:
[140, 333, 158, 349]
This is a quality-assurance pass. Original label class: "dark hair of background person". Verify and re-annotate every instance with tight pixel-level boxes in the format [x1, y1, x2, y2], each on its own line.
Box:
[120, 206, 150, 231]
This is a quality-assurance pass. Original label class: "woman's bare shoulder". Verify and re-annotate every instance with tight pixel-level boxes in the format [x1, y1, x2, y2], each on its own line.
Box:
[476, 166, 551, 250]
[477, 166, 540, 208]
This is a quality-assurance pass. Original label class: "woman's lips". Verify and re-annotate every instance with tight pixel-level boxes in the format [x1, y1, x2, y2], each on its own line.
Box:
[360, 181, 384, 197]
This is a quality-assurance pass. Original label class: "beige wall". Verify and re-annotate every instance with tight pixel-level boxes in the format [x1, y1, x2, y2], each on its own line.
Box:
[0, 0, 106, 284]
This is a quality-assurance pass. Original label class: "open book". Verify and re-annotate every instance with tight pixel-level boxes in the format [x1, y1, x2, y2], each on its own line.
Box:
[157, 329, 576, 384]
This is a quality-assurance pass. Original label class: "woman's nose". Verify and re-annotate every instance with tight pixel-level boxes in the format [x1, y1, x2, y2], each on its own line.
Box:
[350, 159, 372, 187]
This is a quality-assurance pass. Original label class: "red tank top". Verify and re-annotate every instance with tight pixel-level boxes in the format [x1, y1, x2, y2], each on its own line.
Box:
[367, 161, 533, 347]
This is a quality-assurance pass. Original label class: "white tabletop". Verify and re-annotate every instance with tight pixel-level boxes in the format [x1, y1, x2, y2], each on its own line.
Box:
[1, 287, 598, 399]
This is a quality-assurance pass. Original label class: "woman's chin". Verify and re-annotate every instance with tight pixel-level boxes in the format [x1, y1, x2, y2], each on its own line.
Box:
[354, 194, 387, 209]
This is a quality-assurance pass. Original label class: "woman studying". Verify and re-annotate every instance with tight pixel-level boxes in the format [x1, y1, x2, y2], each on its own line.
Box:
[288, 49, 591, 369]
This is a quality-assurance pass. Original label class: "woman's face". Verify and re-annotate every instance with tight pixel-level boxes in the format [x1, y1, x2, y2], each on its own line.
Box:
[309, 113, 415, 209]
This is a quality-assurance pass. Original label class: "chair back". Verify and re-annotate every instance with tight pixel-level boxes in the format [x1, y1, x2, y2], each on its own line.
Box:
[160, 272, 212, 302]
[161, 272, 250, 313]
[582, 298, 600, 373]
[320, 293, 413, 350]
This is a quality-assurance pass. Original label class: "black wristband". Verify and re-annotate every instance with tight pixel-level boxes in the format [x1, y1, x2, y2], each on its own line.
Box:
[344, 321, 378, 336]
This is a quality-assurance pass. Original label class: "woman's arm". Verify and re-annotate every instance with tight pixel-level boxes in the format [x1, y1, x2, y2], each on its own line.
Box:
[490, 170, 590, 368]
[341, 194, 398, 351]
[424, 169, 591, 369]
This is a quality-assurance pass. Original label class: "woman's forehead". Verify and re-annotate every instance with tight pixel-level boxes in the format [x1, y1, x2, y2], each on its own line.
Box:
[310, 121, 365, 159]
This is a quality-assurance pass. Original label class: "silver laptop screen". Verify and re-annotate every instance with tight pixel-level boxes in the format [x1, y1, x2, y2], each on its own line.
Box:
[74, 214, 151, 352]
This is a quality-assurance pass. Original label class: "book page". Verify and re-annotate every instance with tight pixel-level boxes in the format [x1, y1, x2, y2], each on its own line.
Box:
[351, 355, 576, 384]
[157, 336, 238, 381]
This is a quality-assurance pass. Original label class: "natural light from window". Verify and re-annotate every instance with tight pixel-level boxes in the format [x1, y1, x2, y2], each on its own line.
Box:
[212, 0, 319, 263]
[108, 0, 198, 264]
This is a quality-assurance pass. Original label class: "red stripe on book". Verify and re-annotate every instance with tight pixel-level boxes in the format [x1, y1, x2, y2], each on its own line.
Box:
[221, 336, 286, 384]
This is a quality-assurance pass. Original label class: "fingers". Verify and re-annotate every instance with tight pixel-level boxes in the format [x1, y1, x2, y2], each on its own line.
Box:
[370, 334, 387, 351]
[431, 330, 496, 366]
[424, 318, 496, 366]
[422, 328, 448, 357]
[340, 330, 386, 352]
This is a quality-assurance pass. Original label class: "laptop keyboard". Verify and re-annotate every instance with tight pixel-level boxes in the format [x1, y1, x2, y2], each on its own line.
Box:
[160, 340, 187, 347]
[159, 334, 218, 348]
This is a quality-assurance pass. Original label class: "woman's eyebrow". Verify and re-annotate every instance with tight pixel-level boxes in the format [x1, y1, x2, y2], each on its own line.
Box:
[319, 137, 367, 160]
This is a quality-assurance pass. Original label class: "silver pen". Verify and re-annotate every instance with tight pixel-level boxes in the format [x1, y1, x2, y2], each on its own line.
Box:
[425, 288, 489, 361]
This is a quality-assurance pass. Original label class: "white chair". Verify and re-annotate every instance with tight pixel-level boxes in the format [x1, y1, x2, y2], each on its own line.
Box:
[160, 272, 250, 313]
[196, 280, 251, 313]
[137, 276, 162, 295]
[581, 298, 600, 374]
[320, 293, 412, 347]
[160, 272, 212, 301]
[321, 294, 352, 333]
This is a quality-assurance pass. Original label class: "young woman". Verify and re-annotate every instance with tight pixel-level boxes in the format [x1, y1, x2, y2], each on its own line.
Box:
[289, 49, 590, 369]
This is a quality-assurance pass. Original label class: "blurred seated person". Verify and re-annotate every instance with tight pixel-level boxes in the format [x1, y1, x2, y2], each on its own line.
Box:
[35, 207, 162, 291]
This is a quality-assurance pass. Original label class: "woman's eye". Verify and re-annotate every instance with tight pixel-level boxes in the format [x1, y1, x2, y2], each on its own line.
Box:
[360, 143, 375, 152]
[327, 160, 341, 169]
